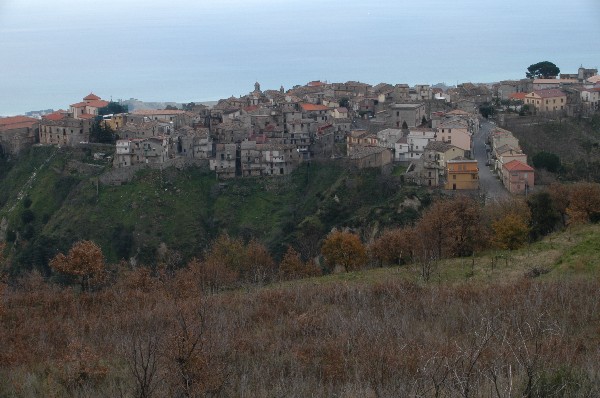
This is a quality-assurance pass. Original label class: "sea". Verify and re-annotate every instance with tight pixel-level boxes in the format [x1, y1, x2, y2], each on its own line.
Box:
[1, 0, 599, 116]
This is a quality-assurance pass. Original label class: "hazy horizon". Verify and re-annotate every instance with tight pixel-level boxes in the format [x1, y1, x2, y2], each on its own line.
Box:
[1, 0, 599, 116]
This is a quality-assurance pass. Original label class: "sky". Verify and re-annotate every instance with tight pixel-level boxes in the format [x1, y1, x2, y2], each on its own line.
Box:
[0, 0, 599, 115]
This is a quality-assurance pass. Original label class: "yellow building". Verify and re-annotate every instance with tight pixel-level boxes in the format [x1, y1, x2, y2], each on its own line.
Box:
[445, 157, 479, 190]
[524, 89, 566, 113]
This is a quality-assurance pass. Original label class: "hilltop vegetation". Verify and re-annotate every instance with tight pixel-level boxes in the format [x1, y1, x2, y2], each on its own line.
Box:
[1, 223, 600, 396]
[0, 146, 427, 274]
[505, 114, 600, 182]
[1, 128, 600, 396]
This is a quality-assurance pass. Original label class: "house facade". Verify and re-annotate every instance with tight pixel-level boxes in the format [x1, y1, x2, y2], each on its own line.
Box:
[435, 118, 472, 154]
[524, 89, 567, 113]
[0, 116, 39, 155]
[69, 93, 109, 120]
[39, 115, 92, 146]
[445, 158, 479, 190]
[580, 87, 600, 111]
[114, 136, 171, 168]
[349, 146, 393, 169]
[389, 103, 426, 128]
[502, 160, 534, 194]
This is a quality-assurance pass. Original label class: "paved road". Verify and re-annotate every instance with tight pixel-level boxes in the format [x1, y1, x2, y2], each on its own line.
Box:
[474, 120, 509, 201]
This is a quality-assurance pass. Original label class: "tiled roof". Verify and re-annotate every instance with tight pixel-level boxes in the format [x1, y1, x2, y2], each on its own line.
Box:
[43, 111, 68, 121]
[131, 109, 186, 116]
[509, 92, 527, 100]
[533, 79, 577, 84]
[529, 89, 566, 98]
[300, 103, 330, 112]
[83, 93, 101, 101]
[349, 146, 388, 159]
[0, 116, 39, 131]
[71, 99, 109, 108]
[503, 160, 534, 172]
[391, 103, 423, 109]
[424, 141, 456, 152]
[79, 114, 96, 120]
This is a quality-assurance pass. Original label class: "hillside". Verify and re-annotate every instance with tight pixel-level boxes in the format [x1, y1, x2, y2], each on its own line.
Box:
[0, 146, 428, 274]
[503, 114, 600, 182]
[1, 223, 599, 396]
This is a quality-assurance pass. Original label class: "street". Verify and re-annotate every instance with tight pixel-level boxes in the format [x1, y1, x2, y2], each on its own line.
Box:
[474, 120, 509, 201]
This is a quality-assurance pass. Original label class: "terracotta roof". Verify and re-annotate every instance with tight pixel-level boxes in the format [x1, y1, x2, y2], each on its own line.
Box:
[300, 103, 329, 112]
[43, 111, 67, 121]
[424, 141, 459, 152]
[83, 93, 101, 101]
[509, 92, 527, 100]
[243, 105, 259, 112]
[79, 114, 96, 120]
[0, 116, 39, 130]
[503, 160, 534, 172]
[307, 81, 326, 87]
[533, 79, 577, 84]
[587, 75, 600, 83]
[71, 99, 109, 108]
[131, 109, 186, 116]
[528, 89, 566, 98]
[87, 100, 109, 108]
[335, 107, 348, 113]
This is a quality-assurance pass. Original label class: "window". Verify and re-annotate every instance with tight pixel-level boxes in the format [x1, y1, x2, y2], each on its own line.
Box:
[453, 174, 456, 180]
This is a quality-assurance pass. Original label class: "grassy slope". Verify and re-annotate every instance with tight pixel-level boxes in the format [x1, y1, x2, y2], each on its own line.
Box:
[505, 114, 600, 181]
[282, 223, 600, 289]
[1, 149, 426, 270]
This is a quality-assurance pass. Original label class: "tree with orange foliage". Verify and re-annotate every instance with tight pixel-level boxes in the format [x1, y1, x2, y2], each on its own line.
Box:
[445, 196, 486, 257]
[321, 230, 367, 273]
[369, 228, 412, 266]
[49, 240, 105, 291]
[566, 182, 600, 225]
[243, 239, 276, 284]
[415, 199, 455, 260]
[492, 213, 530, 250]
[278, 246, 321, 280]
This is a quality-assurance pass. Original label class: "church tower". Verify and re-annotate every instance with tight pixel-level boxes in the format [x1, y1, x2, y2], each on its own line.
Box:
[254, 81, 261, 93]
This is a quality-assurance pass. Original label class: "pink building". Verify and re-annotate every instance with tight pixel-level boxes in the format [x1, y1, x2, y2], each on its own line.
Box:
[502, 160, 534, 194]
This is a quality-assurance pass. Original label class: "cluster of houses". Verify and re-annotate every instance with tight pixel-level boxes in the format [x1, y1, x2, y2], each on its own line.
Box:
[488, 127, 534, 195]
[0, 65, 598, 194]
[496, 66, 600, 114]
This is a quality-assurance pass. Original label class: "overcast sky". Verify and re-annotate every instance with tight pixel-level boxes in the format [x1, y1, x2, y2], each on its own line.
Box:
[1, 0, 599, 115]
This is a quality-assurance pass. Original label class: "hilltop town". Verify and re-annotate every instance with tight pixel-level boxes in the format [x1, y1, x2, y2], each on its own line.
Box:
[2, 65, 600, 397]
[1, 65, 599, 196]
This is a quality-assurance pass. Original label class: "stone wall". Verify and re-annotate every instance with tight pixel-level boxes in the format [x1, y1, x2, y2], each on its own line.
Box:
[100, 157, 209, 185]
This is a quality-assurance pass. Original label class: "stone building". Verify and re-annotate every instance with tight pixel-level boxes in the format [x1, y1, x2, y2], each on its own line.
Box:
[39, 112, 92, 146]
[0, 116, 39, 155]
[389, 103, 426, 128]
